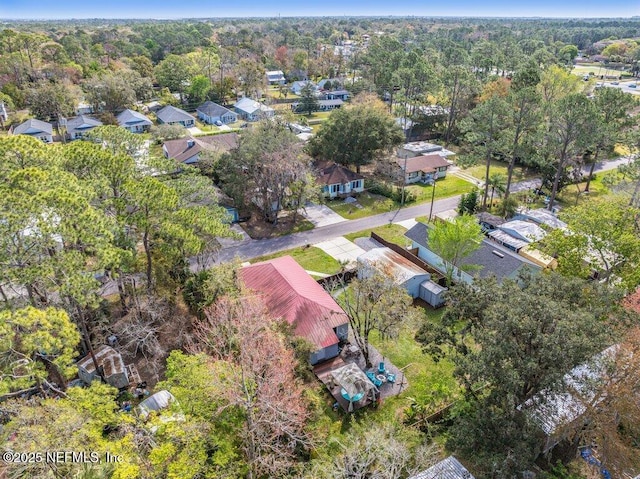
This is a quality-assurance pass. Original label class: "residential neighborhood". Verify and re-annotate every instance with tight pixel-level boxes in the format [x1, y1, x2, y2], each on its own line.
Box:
[1, 11, 640, 479]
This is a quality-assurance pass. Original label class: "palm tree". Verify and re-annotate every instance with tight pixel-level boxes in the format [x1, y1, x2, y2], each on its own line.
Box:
[488, 172, 507, 209]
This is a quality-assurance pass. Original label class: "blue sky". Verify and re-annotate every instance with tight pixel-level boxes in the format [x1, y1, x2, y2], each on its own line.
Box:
[0, 0, 638, 19]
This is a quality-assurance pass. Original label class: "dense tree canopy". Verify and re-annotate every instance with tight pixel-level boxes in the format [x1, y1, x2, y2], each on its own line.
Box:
[417, 272, 624, 476]
[308, 95, 404, 173]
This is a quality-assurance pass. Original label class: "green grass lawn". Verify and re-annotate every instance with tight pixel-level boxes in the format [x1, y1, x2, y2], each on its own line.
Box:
[327, 192, 397, 219]
[406, 176, 478, 203]
[344, 224, 409, 247]
[369, 307, 461, 420]
[458, 159, 536, 183]
[554, 170, 614, 206]
[250, 246, 342, 276]
[327, 177, 473, 220]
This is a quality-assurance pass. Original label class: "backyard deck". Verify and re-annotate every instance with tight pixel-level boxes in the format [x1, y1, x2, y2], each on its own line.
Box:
[313, 340, 408, 412]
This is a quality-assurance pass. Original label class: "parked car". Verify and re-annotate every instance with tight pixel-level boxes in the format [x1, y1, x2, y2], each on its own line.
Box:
[629, 84, 637, 89]
[611, 81, 620, 85]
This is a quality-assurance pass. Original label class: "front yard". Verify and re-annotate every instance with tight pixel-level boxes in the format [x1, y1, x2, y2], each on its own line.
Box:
[327, 192, 397, 219]
[344, 223, 409, 246]
[326, 176, 476, 220]
[250, 246, 342, 276]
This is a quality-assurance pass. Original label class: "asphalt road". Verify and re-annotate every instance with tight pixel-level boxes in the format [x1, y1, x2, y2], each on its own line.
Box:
[600, 81, 640, 96]
[197, 195, 462, 266]
[202, 156, 633, 266]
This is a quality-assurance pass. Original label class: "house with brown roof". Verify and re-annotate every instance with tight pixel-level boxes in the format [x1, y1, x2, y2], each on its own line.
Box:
[397, 154, 451, 184]
[316, 161, 365, 198]
[240, 256, 350, 365]
[162, 133, 239, 165]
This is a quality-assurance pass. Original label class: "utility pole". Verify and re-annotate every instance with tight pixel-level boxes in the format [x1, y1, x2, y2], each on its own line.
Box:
[400, 153, 408, 206]
[428, 178, 437, 222]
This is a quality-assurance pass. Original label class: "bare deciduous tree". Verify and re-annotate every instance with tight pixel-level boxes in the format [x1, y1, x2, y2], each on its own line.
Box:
[192, 295, 313, 479]
[329, 266, 417, 368]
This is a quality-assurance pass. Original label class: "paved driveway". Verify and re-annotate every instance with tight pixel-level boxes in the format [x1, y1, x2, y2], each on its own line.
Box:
[302, 203, 346, 227]
[187, 126, 203, 135]
[314, 236, 366, 265]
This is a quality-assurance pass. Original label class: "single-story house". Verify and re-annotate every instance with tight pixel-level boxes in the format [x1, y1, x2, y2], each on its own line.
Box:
[156, 105, 196, 128]
[291, 99, 343, 113]
[234, 97, 275, 121]
[514, 207, 568, 230]
[162, 133, 239, 165]
[497, 220, 547, 243]
[397, 141, 455, 159]
[409, 456, 476, 479]
[357, 246, 433, 299]
[266, 70, 286, 85]
[196, 101, 237, 125]
[316, 161, 364, 198]
[290, 80, 316, 95]
[397, 154, 451, 184]
[240, 256, 350, 365]
[66, 115, 103, 140]
[11, 119, 53, 143]
[117, 109, 153, 133]
[77, 345, 129, 389]
[323, 89, 350, 101]
[405, 222, 539, 284]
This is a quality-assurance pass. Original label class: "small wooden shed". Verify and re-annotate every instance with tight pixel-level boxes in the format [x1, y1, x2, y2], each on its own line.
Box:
[77, 345, 129, 389]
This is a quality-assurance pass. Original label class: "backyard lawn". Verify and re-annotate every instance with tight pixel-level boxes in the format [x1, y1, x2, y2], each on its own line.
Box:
[457, 159, 536, 183]
[344, 224, 409, 247]
[369, 307, 461, 421]
[250, 245, 342, 276]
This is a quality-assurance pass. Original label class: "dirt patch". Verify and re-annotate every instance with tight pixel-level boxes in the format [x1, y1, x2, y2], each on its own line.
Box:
[241, 209, 314, 239]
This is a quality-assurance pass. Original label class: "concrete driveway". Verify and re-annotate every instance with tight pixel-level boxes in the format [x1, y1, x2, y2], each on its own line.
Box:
[187, 126, 203, 135]
[314, 236, 366, 265]
[302, 203, 346, 227]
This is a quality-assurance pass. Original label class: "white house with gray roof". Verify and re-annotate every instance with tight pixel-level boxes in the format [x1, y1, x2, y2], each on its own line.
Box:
[66, 115, 103, 140]
[12, 119, 53, 143]
[196, 101, 237, 125]
[117, 109, 152, 133]
[266, 70, 285, 85]
[405, 222, 539, 284]
[234, 97, 274, 122]
[156, 105, 195, 128]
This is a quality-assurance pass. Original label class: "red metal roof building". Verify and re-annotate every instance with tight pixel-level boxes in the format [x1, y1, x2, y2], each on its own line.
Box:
[240, 256, 349, 364]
